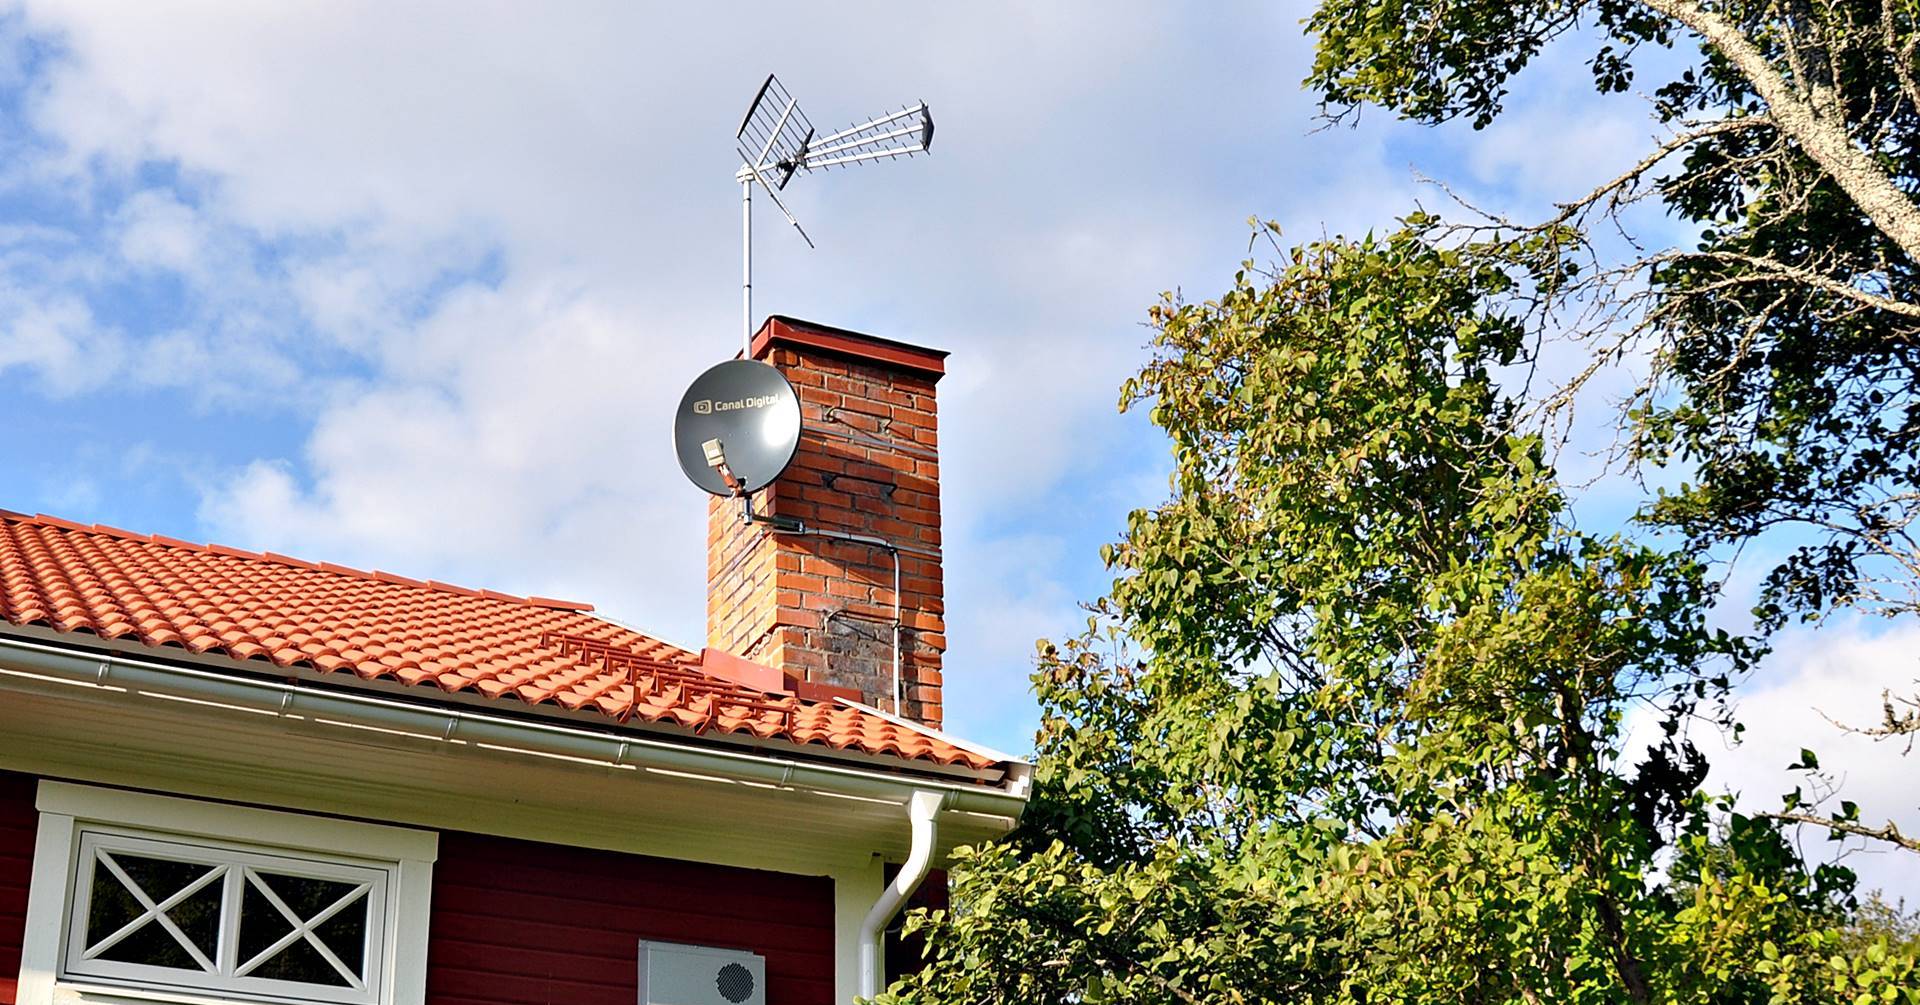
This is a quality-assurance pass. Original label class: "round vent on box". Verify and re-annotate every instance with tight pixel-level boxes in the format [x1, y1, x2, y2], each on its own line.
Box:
[715, 962, 755, 1004]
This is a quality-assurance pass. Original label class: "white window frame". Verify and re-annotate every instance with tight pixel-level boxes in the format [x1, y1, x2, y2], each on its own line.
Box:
[17, 783, 437, 1005]
[64, 829, 391, 1003]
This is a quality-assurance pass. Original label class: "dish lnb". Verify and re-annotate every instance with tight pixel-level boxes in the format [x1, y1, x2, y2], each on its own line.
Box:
[638, 941, 764, 1005]
[673, 359, 803, 497]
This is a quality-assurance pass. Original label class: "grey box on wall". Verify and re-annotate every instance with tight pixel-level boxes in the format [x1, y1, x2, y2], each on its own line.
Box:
[638, 941, 766, 1005]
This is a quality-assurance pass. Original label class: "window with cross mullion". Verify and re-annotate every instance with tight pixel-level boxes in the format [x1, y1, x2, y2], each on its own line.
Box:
[64, 830, 389, 1005]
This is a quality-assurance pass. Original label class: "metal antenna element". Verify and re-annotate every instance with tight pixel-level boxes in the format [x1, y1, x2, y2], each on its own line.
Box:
[733, 74, 935, 353]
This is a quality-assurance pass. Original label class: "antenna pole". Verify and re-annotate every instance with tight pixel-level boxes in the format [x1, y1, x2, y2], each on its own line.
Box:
[732, 75, 929, 356]
[741, 175, 753, 357]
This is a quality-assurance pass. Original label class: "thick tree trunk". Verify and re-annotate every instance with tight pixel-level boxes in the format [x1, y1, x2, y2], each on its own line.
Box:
[1642, 0, 1920, 262]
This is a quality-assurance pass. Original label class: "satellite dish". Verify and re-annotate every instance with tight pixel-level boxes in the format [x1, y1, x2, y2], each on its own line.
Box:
[673, 360, 803, 496]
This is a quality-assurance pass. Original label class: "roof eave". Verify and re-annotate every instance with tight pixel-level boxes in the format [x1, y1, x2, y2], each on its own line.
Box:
[0, 626, 1031, 813]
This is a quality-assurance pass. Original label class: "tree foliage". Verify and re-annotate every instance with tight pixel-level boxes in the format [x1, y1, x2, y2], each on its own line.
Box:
[884, 2, 1920, 999]
[1310, 0, 1920, 632]
[880, 230, 1920, 1004]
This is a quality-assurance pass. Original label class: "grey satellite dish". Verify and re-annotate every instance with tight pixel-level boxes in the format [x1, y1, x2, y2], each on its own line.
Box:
[674, 360, 803, 496]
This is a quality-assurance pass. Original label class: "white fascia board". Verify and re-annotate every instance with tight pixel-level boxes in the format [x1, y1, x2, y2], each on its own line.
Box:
[0, 631, 1029, 821]
[0, 621, 999, 784]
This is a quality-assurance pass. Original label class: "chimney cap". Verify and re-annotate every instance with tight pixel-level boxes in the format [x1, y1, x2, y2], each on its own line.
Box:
[752, 315, 948, 380]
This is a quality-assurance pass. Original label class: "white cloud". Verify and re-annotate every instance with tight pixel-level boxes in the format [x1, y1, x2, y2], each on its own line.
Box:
[1621, 616, 1920, 904]
[1699, 617, 1920, 903]
[196, 277, 716, 638]
[0, 287, 123, 394]
[3, 4, 1379, 677]
[1464, 101, 1651, 212]
[18, 0, 1910, 860]
[115, 189, 209, 276]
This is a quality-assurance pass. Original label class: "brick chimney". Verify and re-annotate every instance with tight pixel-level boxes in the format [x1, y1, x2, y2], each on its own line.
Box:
[706, 316, 947, 725]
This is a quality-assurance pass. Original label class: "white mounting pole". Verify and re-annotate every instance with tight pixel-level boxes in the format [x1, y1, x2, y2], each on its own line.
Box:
[741, 175, 753, 357]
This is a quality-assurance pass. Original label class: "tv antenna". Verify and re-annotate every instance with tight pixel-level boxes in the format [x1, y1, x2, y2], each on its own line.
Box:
[734, 74, 934, 354]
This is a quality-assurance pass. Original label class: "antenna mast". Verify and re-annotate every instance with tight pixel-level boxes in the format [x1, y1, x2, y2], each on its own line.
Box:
[734, 74, 935, 355]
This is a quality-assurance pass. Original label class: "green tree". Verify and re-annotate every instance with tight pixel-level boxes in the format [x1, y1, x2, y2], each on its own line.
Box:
[884, 4, 1920, 997]
[882, 229, 1920, 1004]
[1307, 0, 1920, 745]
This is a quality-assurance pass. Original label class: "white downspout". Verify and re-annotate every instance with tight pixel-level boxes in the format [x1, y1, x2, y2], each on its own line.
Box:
[859, 789, 944, 1000]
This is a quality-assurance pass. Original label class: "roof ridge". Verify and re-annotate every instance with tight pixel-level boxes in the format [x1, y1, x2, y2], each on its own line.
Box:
[6, 510, 596, 614]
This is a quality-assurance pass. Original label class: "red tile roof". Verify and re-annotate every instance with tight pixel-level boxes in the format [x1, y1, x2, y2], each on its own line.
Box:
[0, 511, 996, 771]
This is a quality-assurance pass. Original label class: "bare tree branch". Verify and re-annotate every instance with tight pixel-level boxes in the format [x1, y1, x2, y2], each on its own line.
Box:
[1762, 810, 1920, 853]
[1884, 0, 1920, 115]
[1830, 686, 1920, 750]
[1544, 118, 1775, 228]
[1647, 249, 1920, 323]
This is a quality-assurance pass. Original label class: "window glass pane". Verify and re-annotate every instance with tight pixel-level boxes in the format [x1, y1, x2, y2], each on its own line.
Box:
[238, 879, 293, 966]
[247, 937, 353, 988]
[312, 899, 369, 976]
[94, 919, 203, 970]
[86, 853, 221, 970]
[239, 873, 367, 986]
[258, 873, 359, 922]
[84, 866, 145, 948]
[115, 854, 214, 905]
[168, 878, 224, 959]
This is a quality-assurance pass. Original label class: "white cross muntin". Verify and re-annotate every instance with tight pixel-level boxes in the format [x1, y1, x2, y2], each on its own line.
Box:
[235, 869, 371, 990]
[82, 853, 225, 973]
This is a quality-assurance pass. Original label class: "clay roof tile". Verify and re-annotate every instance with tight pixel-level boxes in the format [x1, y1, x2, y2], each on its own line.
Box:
[0, 512, 995, 770]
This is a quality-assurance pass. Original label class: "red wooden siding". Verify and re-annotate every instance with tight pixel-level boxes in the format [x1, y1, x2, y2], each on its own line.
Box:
[427, 831, 835, 1005]
[0, 771, 38, 1005]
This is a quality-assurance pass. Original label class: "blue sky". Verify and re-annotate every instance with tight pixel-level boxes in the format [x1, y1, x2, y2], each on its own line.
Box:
[1, 3, 1915, 899]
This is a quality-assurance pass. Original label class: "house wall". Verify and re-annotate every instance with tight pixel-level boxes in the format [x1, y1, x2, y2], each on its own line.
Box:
[426, 830, 836, 1005]
[0, 773, 844, 1005]
[0, 771, 36, 1005]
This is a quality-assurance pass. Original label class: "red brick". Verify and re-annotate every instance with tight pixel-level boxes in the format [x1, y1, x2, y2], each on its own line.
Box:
[825, 578, 870, 601]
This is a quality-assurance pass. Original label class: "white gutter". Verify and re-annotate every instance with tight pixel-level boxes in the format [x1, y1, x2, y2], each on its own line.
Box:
[0, 633, 1030, 817]
[859, 789, 943, 999]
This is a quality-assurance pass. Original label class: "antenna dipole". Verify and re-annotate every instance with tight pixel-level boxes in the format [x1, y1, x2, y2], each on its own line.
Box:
[733, 74, 933, 353]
